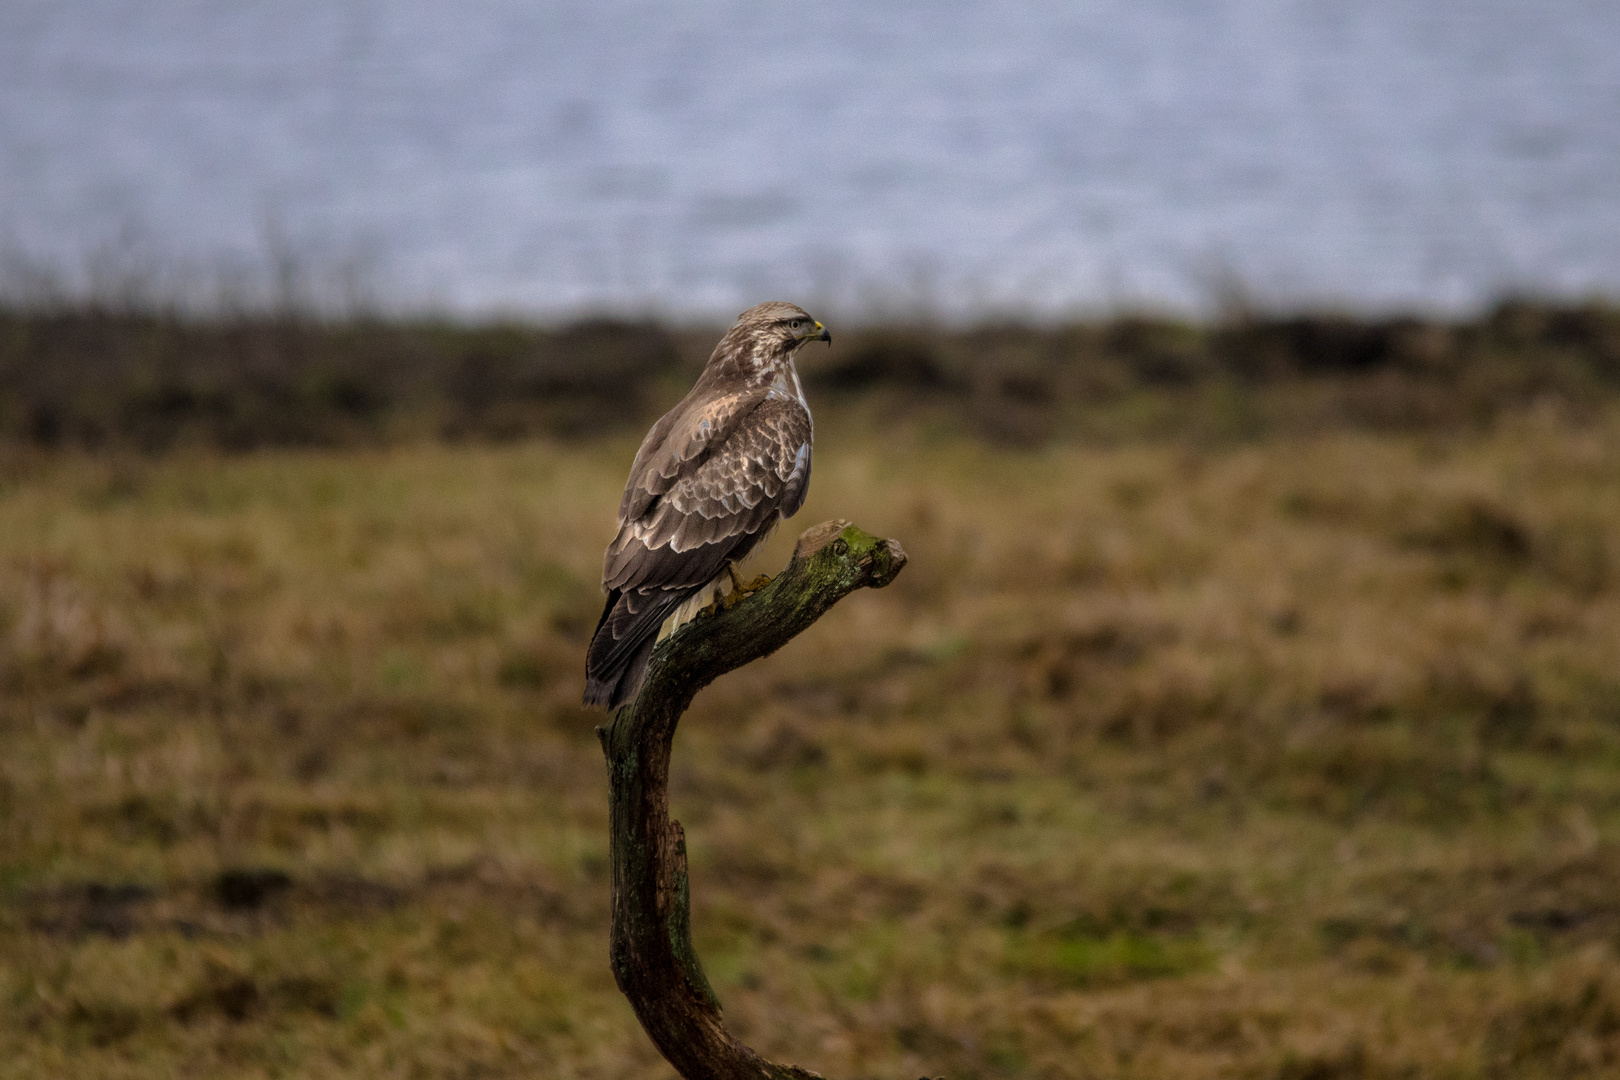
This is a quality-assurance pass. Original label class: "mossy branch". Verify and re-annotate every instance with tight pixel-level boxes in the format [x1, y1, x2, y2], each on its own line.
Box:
[596, 520, 908, 1080]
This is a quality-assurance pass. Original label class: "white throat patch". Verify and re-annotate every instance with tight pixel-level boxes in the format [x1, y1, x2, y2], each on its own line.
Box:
[766, 363, 805, 405]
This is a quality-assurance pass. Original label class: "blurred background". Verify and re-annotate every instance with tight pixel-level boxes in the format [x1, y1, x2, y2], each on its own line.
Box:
[4, 0, 1620, 317]
[4, 4, 1620, 1080]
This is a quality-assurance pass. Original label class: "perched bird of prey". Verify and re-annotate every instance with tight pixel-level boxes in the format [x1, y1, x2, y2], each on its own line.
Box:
[584, 301, 830, 710]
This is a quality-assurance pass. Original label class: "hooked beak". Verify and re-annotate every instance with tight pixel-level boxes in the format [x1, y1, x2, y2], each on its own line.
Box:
[813, 320, 831, 345]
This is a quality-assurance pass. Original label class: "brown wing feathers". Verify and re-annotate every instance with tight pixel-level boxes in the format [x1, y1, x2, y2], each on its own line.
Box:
[584, 395, 812, 709]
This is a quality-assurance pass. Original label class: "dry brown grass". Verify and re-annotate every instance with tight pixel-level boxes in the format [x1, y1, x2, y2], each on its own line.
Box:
[3, 401, 1620, 1078]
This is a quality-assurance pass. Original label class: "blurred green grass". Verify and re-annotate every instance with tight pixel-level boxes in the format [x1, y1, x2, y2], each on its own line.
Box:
[2, 370, 1620, 1076]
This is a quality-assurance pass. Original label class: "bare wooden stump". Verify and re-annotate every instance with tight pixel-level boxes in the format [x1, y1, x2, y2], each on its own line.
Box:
[596, 520, 908, 1080]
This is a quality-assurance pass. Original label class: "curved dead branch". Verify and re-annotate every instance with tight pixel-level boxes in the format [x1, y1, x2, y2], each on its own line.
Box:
[596, 520, 908, 1080]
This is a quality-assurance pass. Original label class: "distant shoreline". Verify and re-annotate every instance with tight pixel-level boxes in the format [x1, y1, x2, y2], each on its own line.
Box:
[3, 298, 1618, 452]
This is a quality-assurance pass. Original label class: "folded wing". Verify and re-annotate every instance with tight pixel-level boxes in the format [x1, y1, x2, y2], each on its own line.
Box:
[585, 396, 812, 708]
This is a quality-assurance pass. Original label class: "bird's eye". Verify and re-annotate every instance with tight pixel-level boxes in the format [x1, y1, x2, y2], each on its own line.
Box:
[789, 319, 802, 329]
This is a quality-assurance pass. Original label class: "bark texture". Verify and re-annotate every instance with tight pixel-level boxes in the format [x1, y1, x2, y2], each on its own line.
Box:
[596, 520, 908, 1080]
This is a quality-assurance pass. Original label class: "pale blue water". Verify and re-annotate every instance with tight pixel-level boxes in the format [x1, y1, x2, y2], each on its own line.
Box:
[3, 0, 1618, 318]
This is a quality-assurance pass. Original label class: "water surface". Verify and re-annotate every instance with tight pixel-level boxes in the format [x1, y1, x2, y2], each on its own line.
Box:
[3, 0, 1618, 317]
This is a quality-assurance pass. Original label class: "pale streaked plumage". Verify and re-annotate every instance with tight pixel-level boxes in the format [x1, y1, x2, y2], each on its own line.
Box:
[584, 301, 828, 710]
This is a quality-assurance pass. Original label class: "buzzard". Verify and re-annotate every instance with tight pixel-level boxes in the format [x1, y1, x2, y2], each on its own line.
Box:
[584, 301, 830, 710]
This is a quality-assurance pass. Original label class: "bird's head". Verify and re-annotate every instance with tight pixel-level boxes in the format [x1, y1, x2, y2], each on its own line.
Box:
[727, 301, 831, 364]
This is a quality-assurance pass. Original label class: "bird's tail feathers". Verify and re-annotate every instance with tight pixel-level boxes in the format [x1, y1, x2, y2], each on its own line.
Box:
[583, 632, 660, 711]
[583, 587, 689, 711]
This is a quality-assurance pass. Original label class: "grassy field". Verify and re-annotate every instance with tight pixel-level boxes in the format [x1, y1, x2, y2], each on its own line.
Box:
[3, 400, 1620, 1079]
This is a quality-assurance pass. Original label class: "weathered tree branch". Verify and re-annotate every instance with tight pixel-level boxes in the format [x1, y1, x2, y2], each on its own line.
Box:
[596, 520, 908, 1080]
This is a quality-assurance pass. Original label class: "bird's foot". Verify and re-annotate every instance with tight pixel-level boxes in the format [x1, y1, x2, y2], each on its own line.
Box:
[720, 574, 772, 611]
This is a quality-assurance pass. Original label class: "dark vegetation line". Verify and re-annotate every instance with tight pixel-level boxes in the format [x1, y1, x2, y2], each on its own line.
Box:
[3, 299, 1619, 452]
